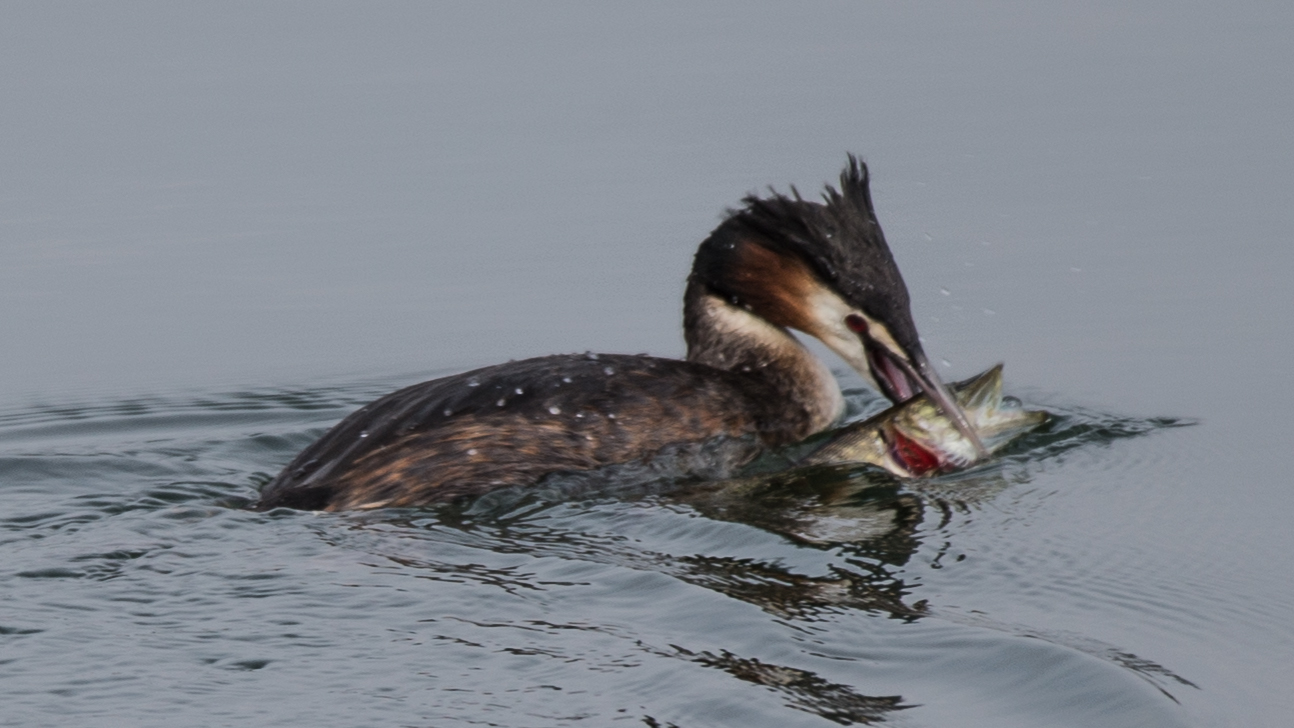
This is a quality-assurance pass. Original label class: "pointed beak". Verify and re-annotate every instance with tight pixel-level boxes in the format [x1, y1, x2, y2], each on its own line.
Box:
[907, 352, 990, 460]
[864, 342, 990, 461]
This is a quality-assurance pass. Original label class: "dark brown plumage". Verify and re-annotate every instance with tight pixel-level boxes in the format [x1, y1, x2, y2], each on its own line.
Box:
[260, 354, 793, 510]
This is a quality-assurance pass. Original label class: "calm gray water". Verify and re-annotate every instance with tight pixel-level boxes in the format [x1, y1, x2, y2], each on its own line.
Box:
[2, 3, 1292, 726]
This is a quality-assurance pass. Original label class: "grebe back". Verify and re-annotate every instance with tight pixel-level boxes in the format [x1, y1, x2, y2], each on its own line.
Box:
[258, 156, 983, 511]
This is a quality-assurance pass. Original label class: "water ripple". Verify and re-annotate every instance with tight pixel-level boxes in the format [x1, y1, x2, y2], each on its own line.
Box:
[0, 383, 1238, 727]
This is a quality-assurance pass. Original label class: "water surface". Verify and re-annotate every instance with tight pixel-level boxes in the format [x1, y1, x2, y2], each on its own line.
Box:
[1, 380, 1211, 727]
[3, 3, 1293, 726]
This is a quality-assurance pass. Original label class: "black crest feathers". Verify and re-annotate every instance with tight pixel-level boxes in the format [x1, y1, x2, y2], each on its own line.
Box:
[694, 155, 921, 353]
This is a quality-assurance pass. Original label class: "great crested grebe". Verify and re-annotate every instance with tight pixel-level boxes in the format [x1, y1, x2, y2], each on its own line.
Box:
[258, 157, 985, 511]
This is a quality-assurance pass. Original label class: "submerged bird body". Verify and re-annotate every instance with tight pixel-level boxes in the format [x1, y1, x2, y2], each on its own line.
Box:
[259, 157, 983, 511]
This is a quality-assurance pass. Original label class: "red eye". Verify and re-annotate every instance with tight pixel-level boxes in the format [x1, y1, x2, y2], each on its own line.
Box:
[845, 314, 869, 335]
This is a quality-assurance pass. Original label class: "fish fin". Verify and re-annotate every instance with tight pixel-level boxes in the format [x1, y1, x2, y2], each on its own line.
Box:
[956, 363, 1005, 414]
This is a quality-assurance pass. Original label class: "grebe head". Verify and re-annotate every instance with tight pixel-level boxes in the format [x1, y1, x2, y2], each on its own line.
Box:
[688, 155, 987, 457]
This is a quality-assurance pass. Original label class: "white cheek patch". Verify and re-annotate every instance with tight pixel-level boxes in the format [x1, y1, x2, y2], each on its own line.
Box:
[800, 283, 917, 400]
[702, 294, 798, 351]
[805, 287, 881, 388]
[699, 294, 845, 425]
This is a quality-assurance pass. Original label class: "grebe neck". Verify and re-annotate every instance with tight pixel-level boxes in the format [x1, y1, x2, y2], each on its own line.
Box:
[683, 282, 844, 438]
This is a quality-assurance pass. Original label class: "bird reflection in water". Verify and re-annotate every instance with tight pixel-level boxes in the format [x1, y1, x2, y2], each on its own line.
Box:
[337, 410, 1196, 724]
[659, 463, 1012, 620]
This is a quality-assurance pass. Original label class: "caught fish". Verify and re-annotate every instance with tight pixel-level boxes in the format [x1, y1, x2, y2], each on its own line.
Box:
[802, 364, 1048, 477]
